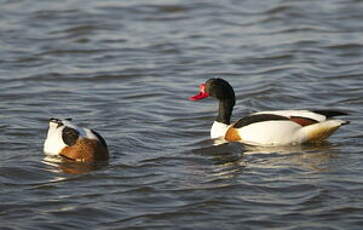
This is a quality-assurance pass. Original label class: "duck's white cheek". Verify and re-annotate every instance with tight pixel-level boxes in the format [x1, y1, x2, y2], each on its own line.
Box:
[43, 127, 67, 156]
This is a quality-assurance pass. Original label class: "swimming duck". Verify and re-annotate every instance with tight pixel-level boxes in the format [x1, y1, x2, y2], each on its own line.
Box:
[190, 78, 349, 146]
[43, 118, 109, 162]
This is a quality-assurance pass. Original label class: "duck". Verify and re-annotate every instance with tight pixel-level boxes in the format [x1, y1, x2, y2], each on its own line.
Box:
[43, 118, 109, 162]
[189, 78, 349, 146]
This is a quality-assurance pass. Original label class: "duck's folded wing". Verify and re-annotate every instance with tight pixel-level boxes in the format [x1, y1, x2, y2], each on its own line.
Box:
[252, 109, 347, 123]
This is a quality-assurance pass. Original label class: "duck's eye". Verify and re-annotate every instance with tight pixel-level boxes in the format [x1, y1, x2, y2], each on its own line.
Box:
[56, 122, 64, 128]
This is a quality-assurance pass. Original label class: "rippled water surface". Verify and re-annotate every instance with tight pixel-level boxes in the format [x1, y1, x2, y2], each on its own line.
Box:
[1, 0, 363, 229]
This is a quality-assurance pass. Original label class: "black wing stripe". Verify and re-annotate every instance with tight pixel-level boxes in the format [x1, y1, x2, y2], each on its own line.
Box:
[62, 127, 79, 146]
[233, 114, 289, 128]
[312, 110, 348, 118]
[91, 129, 108, 150]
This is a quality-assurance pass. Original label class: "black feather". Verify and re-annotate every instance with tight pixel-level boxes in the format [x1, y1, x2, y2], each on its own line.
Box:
[233, 114, 290, 128]
[312, 110, 348, 118]
[91, 129, 108, 150]
[205, 78, 236, 124]
[62, 127, 79, 146]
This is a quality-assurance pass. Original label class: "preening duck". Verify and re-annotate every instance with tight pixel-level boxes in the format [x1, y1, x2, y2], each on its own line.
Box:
[43, 118, 109, 162]
[190, 78, 349, 146]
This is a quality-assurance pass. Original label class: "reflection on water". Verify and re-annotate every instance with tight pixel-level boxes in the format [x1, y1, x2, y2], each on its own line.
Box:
[244, 143, 340, 172]
[193, 141, 340, 176]
[43, 156, 108, 174]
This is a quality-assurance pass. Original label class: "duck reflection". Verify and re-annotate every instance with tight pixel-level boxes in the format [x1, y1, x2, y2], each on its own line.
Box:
[42, 156, 108, 174]
[194, 139, 340, 172]
[189, 141, 247, 183]
[243, 142, 340, 172]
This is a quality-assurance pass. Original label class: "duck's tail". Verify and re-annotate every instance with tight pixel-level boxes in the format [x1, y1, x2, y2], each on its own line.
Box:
[300, 119, 349, 143]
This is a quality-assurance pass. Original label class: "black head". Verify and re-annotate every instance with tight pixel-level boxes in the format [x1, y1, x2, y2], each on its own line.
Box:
[205, 78, 235, 101]
[189, 78, 236, 102]
[190, 78, 236, 124]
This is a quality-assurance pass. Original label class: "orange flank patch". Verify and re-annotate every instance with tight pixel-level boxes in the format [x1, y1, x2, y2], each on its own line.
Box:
[289, 116, 317, 127]
[224, 127, 241, 142]
[60, 138, 109, 163]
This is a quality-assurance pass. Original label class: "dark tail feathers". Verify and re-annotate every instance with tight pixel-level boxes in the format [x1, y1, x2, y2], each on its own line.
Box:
[313, 110, 348, 118]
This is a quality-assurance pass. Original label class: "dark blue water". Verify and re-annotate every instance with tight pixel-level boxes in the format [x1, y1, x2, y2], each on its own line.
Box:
[1, 0, 363, 229]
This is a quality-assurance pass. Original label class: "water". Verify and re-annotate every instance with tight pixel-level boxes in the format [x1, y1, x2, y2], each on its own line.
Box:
[1, 0, 363, 229]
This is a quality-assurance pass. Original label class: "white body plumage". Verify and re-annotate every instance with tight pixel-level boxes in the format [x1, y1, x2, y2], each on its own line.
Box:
[211, 110, 348, 146]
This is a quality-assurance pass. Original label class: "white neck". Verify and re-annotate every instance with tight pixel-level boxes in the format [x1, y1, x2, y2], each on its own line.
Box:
[210, 121, 229, 139]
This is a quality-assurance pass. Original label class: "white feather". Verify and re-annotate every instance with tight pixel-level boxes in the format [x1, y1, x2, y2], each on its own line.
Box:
[232, 119, 347, 146]
[43, 123, 67, 156]
[210, 121, 230, 139]
[237, 120, 303, 146]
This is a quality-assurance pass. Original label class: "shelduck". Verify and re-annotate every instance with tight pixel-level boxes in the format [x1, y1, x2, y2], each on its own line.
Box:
[43, 118, 109, 162]
[190, 78, 349, 146]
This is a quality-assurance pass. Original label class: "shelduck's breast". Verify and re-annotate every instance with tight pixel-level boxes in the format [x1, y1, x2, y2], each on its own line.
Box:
[210, 121, 230, 139]
[43, 118, 109, 162]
